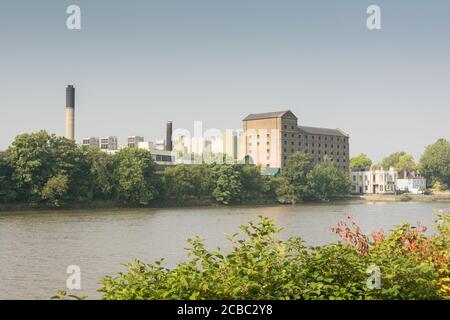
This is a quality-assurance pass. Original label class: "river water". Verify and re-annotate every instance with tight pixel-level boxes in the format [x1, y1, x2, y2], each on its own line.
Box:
[0, 201, 448, 299]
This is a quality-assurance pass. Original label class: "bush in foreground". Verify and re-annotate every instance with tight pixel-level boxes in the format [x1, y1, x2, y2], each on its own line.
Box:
[56, 211, 450, 300]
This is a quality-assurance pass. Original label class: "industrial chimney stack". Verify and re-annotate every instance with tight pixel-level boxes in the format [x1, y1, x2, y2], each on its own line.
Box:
[165, 121, 173, 151]
[65, 85, 75, 141]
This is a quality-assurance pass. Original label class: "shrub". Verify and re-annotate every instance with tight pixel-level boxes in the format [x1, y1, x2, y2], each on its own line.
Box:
[90, 212, 449, 300]
[400, 194, 412, 202]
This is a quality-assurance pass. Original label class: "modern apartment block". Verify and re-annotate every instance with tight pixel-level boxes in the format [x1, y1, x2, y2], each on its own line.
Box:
[82, 137, 99, 148]
[127, 136, 144, 148]
[243, 110, 349, 170]
[100, 136, 118, 151]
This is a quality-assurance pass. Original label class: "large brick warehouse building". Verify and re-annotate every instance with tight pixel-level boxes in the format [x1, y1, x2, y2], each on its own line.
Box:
[243, 110, 349, 171]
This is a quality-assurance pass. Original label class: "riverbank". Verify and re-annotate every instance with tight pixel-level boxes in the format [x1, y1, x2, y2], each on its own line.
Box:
[357, 193, 450, 202]
[1, 193, 448, 213]
[0, 196, 279, 213]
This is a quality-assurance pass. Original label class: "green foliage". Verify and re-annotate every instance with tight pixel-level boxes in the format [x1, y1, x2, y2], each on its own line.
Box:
[84, 146, 114, 199]
[212, 164, 244, 204]
[283, 152, 315, 199]
[420, 139, 450, 187]
[0, 154, 16, 203]
[379, 151, 415, 171]
[41, 174, 69, 207]
[96, 213, 449, 300]
[112, 148, 158, 205]
[306, 160, 352, 201]
[350, 153, 372, 171]
[163, 165, 197, 202]
[4, 131, 93, 205]
[272, 176, 299, 204]
[280, 152, 350, 201]
[399, 194, 412, 202]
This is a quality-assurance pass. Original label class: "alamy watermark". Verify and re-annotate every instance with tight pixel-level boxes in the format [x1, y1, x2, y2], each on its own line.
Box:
[66, 265, 81, 290]
[66, 5, 81, 30]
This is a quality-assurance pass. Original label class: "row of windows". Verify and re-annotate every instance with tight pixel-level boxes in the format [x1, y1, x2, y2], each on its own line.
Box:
[284, 140, 347, 149]
[248, 147, 346, 157]
[249, 141, 346, 149]
[248, 133, 348, 142]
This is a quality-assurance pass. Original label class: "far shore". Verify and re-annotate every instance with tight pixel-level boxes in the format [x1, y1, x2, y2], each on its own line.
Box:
[1, 193, 449, 213]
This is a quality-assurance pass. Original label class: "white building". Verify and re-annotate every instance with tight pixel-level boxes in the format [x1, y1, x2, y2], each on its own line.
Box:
[100, 136, 118, 151]
[138, 142, 175, 165]
[82, 137, 99, 148]
[127, 136, 144, 148]
[396, 168, 426, 194]
[351, 167, 397, 194]
[154, 140, 166, 151]
[172, 130, 242, 164]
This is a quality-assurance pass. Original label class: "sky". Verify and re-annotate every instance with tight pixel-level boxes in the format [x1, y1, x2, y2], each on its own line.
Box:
[0, 0, 449, 162]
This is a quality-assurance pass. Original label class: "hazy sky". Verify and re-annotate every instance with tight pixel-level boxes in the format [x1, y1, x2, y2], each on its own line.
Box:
[0, 0, 449, 162]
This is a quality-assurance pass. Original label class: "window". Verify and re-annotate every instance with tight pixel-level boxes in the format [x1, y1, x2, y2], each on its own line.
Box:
[284, 125, 287, 129]
[284, 140, 287, 145]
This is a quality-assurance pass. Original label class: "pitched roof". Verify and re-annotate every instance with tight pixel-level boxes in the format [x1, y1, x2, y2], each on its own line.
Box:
[243, 110, 297, 121]
[298, 126, 348, 137]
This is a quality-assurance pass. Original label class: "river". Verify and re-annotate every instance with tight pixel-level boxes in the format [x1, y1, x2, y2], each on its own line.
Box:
[0, 200, 448, 299]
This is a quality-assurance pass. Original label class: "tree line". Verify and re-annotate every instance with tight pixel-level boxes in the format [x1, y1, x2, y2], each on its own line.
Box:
[349, 138, 450, 191]
[0, 131, 351, 207]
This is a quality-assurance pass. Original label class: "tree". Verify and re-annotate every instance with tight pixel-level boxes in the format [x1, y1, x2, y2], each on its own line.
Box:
[349, 153, 372, 171]
[282, 152, 314, 200]
[112, 148, 158, 205]
[190, 164, 216, 196]
[419, 139, 450, 188]
[396, 154, 416, 171]
[5, 131, 93, 204]
[163, 165, 196, 201]
[380, 151, 415, 171]
[307, 159, 352, 201]
[84, 146, 114, 199]
[272, 176, 298, 204]
[0, 154, 16, 203]
[212, 164, 243, 204]
[41, 174, 69, 207]
[240, 164, 267, 199]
